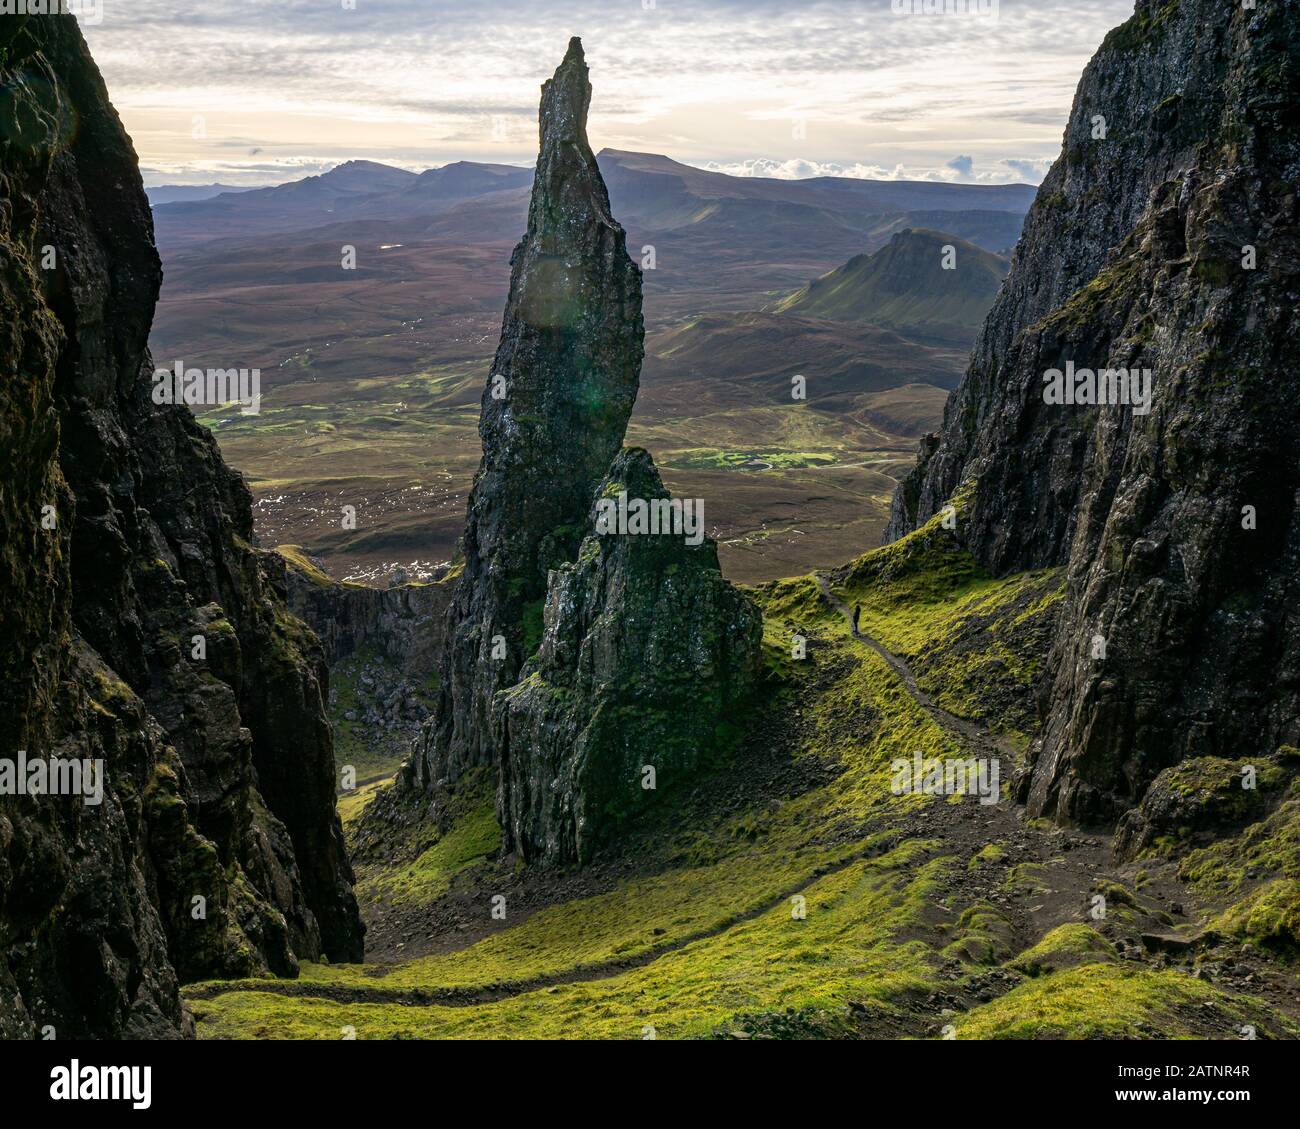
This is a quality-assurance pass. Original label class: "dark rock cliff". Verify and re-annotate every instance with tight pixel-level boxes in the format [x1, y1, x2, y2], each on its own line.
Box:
[884, 0, 1300, 828]
[0, 14, 361, 1038]
[494, 449, 761, 863]
[275, 547, 450, 674]
[410, 37, 644, 796]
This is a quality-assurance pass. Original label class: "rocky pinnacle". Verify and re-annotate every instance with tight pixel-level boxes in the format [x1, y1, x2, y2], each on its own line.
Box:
[410, 37, 645, 799]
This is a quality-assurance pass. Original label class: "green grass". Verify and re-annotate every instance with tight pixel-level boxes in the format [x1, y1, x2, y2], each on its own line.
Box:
[831, 513, 1062, 739]
[359, 800, 501, 908]
[665, 448, 838, 472]
[192, 843, 950, 1039]
[1178, 777, 1300, 890]
[1006, 925, 1116, 977]
[338, 777, 392, 827]
[274, 544, 335, 586]
[187, 530, 1300, 1040]
[952, 963, 1296, 1040]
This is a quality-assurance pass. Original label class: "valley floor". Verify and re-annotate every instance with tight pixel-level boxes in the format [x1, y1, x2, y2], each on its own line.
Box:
[186, 517, 1300, 1039]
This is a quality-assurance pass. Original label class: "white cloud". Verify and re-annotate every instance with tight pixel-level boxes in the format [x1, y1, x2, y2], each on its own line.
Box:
[83, 0, 1132, 185]
[695, 151, 1057, 186]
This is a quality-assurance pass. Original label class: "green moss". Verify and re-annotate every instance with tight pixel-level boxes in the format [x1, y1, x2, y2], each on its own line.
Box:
[1004, 862, 1051, 897]
[1179, 780, 1300, 894]
[749, 573, 833, 627]
[274, 544, 333, 587]
[1007, 925, 1116, 977]
[521, 598, 545, 658]
[191, 845, 948, 1039]
[1192, 257, 1232, 288]
[187, 535, 1300, 1040]
[952, 963, 1293, 1040]
[360, 798, 501, 908]
[1092, 879, 1137, 908]
[666, 448, 837, 472]
[1102, 0, 1179, 53]
[1210, 880, 1300, 955]
[969, 843, 1005, 870]
[830, 514, 1061, 737]
[942, 902, 1016, 965]
[1130, 756, 1291, 859]
[338, 776, 392, 828]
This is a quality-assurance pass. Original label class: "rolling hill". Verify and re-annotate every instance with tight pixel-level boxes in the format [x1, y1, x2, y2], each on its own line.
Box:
[777, 229, 1010, 344]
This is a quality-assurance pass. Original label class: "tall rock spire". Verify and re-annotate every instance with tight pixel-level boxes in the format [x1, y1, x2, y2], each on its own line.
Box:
[410, 37, 644, 798]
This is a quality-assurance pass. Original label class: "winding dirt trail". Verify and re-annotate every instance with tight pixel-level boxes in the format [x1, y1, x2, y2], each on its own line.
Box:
[815, 574, 1018, 762]
[185, 835, 905, 1009]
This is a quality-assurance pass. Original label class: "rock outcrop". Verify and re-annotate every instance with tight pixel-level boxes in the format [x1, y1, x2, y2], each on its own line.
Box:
[0, 14, 361, 1039]
[410, 37, 644, 795]
[494, 449, 762, 863]
[884, 0, 1300, 827]
[275, 546, 450, 675]
[393, 39, 761, 861]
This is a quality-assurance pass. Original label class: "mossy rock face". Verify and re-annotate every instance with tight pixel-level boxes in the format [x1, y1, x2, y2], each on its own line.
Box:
[1177, 777, 1300, 957]
[494, 449, 762, 864]
[1114, 754, 1296, 860]
[882, 0, 1300, 830]
[0, 16, 361, 1036]
[1210, 880, 1300, 956]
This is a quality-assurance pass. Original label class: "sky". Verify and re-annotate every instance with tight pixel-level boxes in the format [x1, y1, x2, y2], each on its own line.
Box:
[77, 0, 1137, 188]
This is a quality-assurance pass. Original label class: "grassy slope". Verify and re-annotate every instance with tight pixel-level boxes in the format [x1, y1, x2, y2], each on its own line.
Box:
[189, 515, 1300, 1039]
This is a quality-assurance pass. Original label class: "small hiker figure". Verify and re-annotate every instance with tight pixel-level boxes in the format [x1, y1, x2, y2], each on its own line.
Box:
[851, 604, 861, 633]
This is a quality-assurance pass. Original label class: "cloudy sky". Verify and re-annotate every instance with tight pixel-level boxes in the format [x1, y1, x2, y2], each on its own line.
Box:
[79, 0, 1136, 187]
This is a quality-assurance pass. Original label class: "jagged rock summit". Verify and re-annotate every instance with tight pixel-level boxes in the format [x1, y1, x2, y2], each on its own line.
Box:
[885, 0, 1300, 831]
[398, 39, 761, 859]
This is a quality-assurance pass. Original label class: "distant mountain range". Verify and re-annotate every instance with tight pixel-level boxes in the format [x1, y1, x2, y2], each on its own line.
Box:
[150, 150, 1033, 266]
[148, 151, 1033, 580]
[151, 159, 534, 247]
[151, 148, 1032, 354]
[145, 182, 258, 206]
